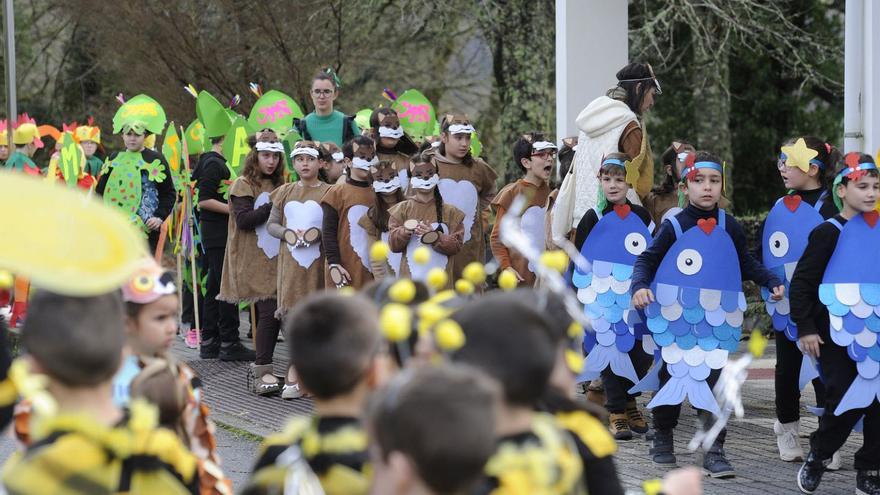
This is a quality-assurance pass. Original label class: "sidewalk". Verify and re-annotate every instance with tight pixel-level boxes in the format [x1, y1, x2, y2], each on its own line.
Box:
[174, 329, 863, 494]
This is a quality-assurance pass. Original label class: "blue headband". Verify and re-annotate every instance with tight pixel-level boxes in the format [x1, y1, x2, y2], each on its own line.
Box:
[681, 161, 723, 178]
[601, 158, 625, 168]
[836, 161, 878, 179]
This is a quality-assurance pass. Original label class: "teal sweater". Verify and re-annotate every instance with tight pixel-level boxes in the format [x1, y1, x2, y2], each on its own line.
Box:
[302, 111, 360, 147]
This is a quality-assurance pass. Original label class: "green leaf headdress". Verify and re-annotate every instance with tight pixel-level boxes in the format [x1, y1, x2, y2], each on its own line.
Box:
[113, 94, 167, 135]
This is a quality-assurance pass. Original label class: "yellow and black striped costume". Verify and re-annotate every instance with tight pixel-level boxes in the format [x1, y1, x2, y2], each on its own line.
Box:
[1, 410, 199, 495]
[474, 412, 586, 495]
[244, 416, 371, 495]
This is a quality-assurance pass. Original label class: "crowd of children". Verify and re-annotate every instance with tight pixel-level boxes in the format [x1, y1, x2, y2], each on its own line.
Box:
[1, 60, 879, 495]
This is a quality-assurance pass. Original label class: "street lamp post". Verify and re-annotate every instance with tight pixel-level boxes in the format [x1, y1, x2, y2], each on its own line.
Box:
[3, 0, 15, 125]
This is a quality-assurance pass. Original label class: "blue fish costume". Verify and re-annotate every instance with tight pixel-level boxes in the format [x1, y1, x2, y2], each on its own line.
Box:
[643, 210, 747, 414]
[572, 204, 653, 383]
[818, 211, 880, 415]
[762, 193, 827, 389]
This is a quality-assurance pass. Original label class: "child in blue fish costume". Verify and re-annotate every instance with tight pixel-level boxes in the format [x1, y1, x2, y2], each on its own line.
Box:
[791, 152, 880, 495]
[758, 136, 840, 464]
[632, 151, 784, 477]
[572, 152, 655, 441]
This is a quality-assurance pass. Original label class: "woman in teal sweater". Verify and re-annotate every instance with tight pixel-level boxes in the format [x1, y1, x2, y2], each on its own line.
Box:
[296, 68, 361, 147]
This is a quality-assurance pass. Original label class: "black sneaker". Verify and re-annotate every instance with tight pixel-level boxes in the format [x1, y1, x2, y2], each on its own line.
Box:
[857, 469, 880, 495]
[199, 342, 220, 359]
[703, 450, 735, 478]
[220, 342, 256, 362]
[650, 429, 676, 466]
[797, 453, 829, 494]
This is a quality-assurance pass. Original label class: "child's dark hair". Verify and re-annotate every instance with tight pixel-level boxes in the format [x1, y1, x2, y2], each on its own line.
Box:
[655, 139, 694, 194]
[438, 114, 474, 166]
[22, 291, 125, 387]
[366, 364, 499, 494]
[361, 280, 430, 367]
[514, 290, 608, 419]
[342, 135, 375, 160]
[598, 152, 630, 178]
[512, 132, 549, 171]
[451, 291, 556, 406]
[410, 152, 445, 226]
[367, 161, 404, 232]
[557, 137, 577, 180]
[131, 360, 189, 446]
[284, 293, 380, 399]
[615, 62, 657, 116]
[796, 136, 841, 188]
[312, 68, 340, 91]
[837, 152, 879, 187]
[242, 130, 285, 188]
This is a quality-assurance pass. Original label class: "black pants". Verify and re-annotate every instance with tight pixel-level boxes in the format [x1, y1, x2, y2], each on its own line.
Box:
[603, 347, 655, 413]
[652, 362, 722, 432]
[775, 334, 826, 423]
[254, 299, 281, 365]
[201, 246, 240, 346]
[810, 340, 880, 470]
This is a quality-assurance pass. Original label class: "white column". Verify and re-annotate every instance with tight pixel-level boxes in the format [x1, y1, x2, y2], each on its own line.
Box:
[863, 0, 879, 156]
[555, 0, 628, 141]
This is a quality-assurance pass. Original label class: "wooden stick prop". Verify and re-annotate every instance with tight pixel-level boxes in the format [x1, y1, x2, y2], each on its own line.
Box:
[180, 128, 201, 338]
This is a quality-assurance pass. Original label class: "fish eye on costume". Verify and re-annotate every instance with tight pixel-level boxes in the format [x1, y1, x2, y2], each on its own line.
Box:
[624, 233, 648, 256]
[768, 231, 790, 258]
[676, 249, 703, 275]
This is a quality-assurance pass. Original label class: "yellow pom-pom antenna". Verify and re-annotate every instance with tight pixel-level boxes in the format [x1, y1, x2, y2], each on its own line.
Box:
[567, 321, 583, 339]
[497, 269, 518, 291]
[434, 319, 465, 352]
[564, 348, 584, 373]
[426, 268, 448, 291]
[381, 303, 412, 343]
[370, 240, 390, 261]
[338, 286, 355, 296]
[540, 250, 569, 273]
[454, 279, 475, 295]
[748, 330, 768, 358]
[389, 279, 416, 304]
[0, 271, 12, 289]
[462, 262, 486, 285]
[413, 246, 431, 265]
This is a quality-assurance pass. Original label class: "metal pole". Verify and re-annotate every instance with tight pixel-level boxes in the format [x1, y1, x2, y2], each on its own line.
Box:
[843, 0, 864, 153]
[3, 0, 15, 124]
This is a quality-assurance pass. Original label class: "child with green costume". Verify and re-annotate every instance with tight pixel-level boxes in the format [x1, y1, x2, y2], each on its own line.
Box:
[96, 94, 176, 253]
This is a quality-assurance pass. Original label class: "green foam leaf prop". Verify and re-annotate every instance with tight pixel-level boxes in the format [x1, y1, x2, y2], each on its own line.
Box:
[470, 131, 482, 157]
[162, 124, 184, 191]
[222, 116, 252, 175]
[197, 91, 233, 138]
[184, 119, 206, 155]
[248, 90, 303, 135]
[58, 132, 84, 188]
[390, 89, 436, 142]
[355, 108, 372, 132]
[113, 94, 167, 135]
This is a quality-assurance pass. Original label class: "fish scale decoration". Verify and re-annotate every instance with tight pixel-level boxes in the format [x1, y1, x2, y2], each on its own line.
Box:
[760, 194, 826, 389]
[641, 211, 746, 415]
[572, 204, 652, 383]
[818, 212, 880, 415]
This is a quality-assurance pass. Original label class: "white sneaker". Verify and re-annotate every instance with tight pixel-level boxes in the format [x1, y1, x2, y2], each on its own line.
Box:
[826, 450, 842, 471]
[774, 420, 804, 462]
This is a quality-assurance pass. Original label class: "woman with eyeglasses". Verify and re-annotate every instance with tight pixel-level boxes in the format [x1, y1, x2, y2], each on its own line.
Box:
[294, 68, 361, 147]
[551, 62, 660, 247]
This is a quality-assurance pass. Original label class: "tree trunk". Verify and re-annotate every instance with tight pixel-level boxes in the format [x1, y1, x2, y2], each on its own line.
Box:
[691, 8, 733, 202]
